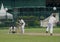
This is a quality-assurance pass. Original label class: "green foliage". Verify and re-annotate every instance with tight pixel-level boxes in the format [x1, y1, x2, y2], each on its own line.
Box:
[18, 16, 40, 27]
[0, 19, 13, 27]
[40, 16, 45, 20]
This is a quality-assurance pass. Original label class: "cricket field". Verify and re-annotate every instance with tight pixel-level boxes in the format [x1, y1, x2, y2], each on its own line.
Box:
[0, 27, 60, 42]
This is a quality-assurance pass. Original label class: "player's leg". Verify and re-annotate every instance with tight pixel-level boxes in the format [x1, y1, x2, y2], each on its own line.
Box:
[9, 27, 12, 33]
[21, 25, 25, 34]
[12, 27, 17, 33]
[50, 24, 53, 35]
[19, 24, 21, 33]
[46, 23, 50, 33]
[19, 25, 22, 34]
[22, 26, 24, 34]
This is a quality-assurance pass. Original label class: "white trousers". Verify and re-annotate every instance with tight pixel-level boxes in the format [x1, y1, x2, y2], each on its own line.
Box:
[20, 25, 25, 34]
[46, 23, 53, 34]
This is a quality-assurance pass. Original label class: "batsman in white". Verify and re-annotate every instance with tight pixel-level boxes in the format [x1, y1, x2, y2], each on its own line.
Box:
[46, 14, 57, 35]
[19, 18, 25, 34]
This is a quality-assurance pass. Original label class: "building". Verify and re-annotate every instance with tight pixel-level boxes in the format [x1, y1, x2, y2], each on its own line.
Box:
[0, 0, 60, 17]
[0, 3, 13, 19]
[0, 0, 60, 27]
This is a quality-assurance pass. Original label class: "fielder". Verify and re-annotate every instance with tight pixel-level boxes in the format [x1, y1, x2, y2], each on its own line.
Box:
[19, 19, 25, 34]
[9, 25, 17, 33]
[46, 14, 57, 35]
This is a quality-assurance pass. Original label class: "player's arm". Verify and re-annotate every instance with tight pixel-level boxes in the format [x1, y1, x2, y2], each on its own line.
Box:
[54, 18, 58, 24]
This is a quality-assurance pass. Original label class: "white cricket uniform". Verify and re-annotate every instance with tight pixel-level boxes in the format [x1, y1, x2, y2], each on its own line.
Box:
[9, 26, 16, 33]
[20, 19, 25, 34]
[46, 16, 56, 34]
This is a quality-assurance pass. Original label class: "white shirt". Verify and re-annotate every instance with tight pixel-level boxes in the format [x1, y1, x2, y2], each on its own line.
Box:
[48, 16, 56, 24]
[20, 19, 25, 26]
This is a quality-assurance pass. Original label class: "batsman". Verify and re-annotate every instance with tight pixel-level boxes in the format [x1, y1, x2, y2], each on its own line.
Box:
[19, 18, 25, 34]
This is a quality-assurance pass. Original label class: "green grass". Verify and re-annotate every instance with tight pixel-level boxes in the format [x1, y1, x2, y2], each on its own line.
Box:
[0, 27, 60, 42]
[25, 27, 60, 33]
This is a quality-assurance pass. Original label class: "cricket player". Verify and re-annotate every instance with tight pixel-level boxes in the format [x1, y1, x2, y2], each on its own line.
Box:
[9, 25, 17, 33]
[46, 14, 57, 35]
[19, 19, 25, 34]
